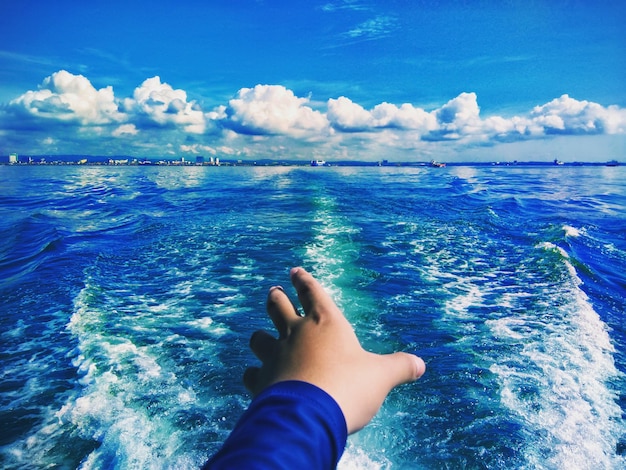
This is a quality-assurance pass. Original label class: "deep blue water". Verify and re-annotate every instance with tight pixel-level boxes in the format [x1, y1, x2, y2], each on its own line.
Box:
[1, 165, 624, 469]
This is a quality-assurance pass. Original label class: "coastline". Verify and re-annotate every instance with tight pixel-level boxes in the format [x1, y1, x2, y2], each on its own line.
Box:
[1, 157, 622, 168]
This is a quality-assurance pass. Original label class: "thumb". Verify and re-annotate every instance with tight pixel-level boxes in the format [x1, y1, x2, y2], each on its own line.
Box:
[382, 352, 426, 389]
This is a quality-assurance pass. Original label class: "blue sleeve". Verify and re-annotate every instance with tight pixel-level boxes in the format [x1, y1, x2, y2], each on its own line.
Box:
[203, 380, 348, 469]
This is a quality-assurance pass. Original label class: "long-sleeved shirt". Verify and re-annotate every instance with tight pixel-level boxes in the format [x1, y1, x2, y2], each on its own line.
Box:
[203, 380, 348, 469]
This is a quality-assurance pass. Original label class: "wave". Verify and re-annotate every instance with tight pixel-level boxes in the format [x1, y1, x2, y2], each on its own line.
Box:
[0, 213, 64, 289]
[2, 165, 624, 469]
[489, 243, 624, 468]
[371, 215, 625, 468]
[58, 262, 235, 468]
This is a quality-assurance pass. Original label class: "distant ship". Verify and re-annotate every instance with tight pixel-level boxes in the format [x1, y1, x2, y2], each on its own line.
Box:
[310, 160, 327, 166]
[606, 160, 619, 167]
[429, 160, 446, 168]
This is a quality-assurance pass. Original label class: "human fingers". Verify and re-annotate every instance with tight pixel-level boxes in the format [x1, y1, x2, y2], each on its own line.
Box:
[289, 267, 338, 319]
[249, 330, 277, 362]
[243, 366, 261, 395]
[266, 285, 300, 338]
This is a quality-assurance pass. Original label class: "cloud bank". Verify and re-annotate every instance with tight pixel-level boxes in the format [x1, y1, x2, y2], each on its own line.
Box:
[2, 70, 625, 160]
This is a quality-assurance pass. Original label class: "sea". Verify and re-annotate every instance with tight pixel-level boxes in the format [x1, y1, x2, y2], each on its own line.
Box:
[1, 163, 624, 470]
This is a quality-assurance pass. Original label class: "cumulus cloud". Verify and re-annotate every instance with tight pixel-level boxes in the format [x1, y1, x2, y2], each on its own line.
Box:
[326, 92, 626, 146]
[327, 97, 373, 131]
[436, 96, 472, 125]
[3, 70, 625, 160]
[371, 102, 437, 132]
[123, 76, 206, 134]
[327, 96, 437, 134]
[9, 70, 123, 126]
[531, 94, 626, 135]
[223, 85, 328, 137]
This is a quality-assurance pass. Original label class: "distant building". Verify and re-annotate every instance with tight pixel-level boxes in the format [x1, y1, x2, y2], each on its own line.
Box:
[196, 156, 204, 165]
[9, 153, 18, 164]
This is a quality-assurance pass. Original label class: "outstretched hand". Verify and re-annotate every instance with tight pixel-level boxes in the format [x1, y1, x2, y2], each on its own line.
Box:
[243, 267, 426, 434]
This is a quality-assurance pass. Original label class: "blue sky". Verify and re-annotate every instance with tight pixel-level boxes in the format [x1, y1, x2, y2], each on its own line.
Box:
[1, 0, 624, 162]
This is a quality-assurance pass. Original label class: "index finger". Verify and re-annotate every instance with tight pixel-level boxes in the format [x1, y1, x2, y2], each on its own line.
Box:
[290, 267, 341, 320]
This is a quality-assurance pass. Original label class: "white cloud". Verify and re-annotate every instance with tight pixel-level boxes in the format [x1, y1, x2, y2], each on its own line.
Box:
[327, 97, 438, 134]
[223, 85, 328, 137]
[327, 96, 373, 131]
[328, 92, 626, 148]
[371, 102, 437, 132]
[123, 76, 206, 134]
[432, 92, 483, 139]
[9, 70, 123, 125]
[531, 94, 626, 135]
[180, 144, 217, 155]
[345, 15, 398, 39]
[112, 123, 138, 137]
[206, 105, 227, 121]
[320, 1, 371, 12]
[3, 70, 626, 161]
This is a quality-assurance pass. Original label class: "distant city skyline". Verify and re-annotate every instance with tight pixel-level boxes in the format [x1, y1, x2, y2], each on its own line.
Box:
[1, 1, 624, 162]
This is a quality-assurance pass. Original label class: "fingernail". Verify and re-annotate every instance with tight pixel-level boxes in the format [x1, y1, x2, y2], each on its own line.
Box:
[269, 285, 285, 293]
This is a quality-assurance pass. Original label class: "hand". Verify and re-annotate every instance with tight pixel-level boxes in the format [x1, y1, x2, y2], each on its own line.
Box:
[243, 267, 426, 434]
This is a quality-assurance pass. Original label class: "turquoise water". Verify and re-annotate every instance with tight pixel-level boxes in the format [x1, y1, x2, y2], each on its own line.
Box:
[1, 165, 624, 469]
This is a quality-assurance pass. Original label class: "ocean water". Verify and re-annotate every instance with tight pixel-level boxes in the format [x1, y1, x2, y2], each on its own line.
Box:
[0, 164, 624, 469]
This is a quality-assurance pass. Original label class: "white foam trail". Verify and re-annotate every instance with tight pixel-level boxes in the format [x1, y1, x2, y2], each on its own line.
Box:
[62, 285, 189, 468]
[301, 192, 393, 468]
[59, 261, 238, 469]
[451, 166, 478, 182]
[303, 195, 361, 310]
[388, 220, 624, 468]
[489, 245, 625, 469]
[339, 442, 391, 469]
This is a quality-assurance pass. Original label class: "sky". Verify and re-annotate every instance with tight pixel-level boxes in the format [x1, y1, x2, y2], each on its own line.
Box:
[0, 0, 625, 162]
